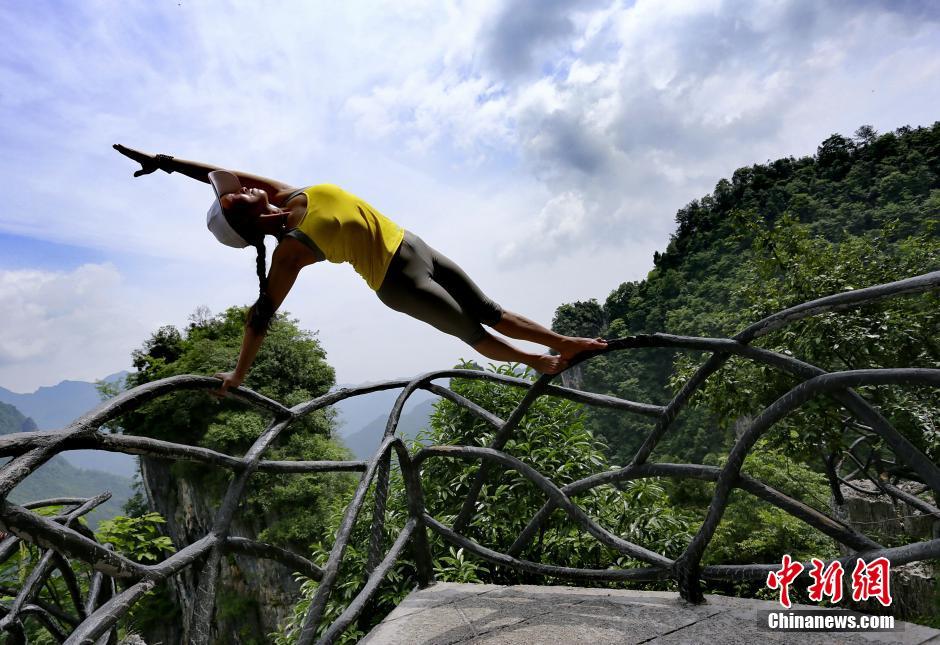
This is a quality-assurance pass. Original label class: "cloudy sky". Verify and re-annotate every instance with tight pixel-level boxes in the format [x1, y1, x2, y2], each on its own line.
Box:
[1, 0, 938, 392]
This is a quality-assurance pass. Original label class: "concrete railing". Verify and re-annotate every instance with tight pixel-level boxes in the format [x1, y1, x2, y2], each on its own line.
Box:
[0, 271, 937, 644]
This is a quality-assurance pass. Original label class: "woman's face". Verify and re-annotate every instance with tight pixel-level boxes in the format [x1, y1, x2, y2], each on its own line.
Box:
[221, 187, 269, 215]
[220, 187, 270, 239]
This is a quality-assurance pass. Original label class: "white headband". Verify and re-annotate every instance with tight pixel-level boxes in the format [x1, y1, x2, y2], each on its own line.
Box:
[205, 170, 250, 248]
[206, 200, 250, 248]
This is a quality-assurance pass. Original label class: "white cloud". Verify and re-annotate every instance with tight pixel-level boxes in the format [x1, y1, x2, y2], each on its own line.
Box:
[0, 264, 145, 390]
[1, 0, 938, 390]
[498, 191, 589, 263]
[336, 0, 940, 265]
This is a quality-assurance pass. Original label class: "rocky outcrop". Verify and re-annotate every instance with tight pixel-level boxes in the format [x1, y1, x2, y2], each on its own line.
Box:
[559, 364, 584, 391]
[833, 479, 939, 621]
[140, 456, 300, 644]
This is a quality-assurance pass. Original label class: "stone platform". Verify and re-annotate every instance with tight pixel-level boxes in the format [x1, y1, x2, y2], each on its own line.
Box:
[362, 583, 939, 644]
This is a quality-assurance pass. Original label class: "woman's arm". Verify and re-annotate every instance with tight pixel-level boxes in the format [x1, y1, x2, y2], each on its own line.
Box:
[113, 144, 295, 200]
[214, 244, 306, 395]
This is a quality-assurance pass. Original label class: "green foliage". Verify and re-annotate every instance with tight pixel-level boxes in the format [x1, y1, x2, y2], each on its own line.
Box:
[552, 299, 606, 338]
[93, 513, 181, 638]
[95, 512, 176, 563]
[419, 363, 693, 573]
[673, 217, 939, 464]
[551, 123, 939, 610]
[659, 216, 939, 604]
[705, 443, 838, 565]
[104, 306, 357, 642]
[558, 122, 940, 466]
[217, 589, 264, 644]
[434, 546, 485, 583]
[124, 307, 335, 443]
[114, 306, 355, 550]
[0, 510, 177, 643]
[251, 429, 356, 545]
[275, 363, 694, 643]
[0, 525, 77, 644]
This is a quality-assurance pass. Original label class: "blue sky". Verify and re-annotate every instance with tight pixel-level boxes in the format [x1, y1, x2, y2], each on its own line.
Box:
[1, 0, 938, 391]
[0, 234, 108, 271]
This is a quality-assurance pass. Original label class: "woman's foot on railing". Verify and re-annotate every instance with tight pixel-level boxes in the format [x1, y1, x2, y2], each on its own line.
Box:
[529, 353, 569, 375]
[554, 336, 608, 360]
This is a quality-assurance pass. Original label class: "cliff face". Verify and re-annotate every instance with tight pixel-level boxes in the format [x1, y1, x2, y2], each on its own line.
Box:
[834, 480, 939, 622]
[141, 456, 300, 644]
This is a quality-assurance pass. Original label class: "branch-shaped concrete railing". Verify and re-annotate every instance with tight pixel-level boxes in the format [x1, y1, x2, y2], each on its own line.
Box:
[0, 271, 937, 643]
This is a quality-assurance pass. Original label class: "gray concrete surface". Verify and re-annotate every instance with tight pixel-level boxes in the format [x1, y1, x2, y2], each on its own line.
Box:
[362, 583, 940, 644]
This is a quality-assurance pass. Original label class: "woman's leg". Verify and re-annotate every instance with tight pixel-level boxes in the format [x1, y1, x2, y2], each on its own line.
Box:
[378, 275, 565, 373]
[426, 237, 606, 359]
[493, 311, 607, 360]
[472, 331, 568, 374]
[377, 234, 569, 373]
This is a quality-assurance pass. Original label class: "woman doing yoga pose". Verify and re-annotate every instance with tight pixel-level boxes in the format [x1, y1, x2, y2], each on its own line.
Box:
[114, 145, 607, 393]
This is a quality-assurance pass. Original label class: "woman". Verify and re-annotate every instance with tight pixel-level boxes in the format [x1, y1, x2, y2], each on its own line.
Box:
[114, 144, 607, 394]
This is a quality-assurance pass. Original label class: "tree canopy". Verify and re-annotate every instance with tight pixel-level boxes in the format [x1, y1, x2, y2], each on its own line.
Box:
[555, 123, 940, 466]
[118, 306, 355, 546]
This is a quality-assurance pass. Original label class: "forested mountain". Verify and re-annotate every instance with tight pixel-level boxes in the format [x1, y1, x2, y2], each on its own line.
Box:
[552, 123, 939, 466]
[0, 401, 37, 435]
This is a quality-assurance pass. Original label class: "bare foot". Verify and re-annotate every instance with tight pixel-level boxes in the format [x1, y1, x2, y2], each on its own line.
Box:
[555, 336, 608, 360]
[528, 353, 569, 375]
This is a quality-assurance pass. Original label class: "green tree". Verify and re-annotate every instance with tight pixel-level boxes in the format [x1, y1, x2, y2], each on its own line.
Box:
[557, 122, 940, 466]
[112, 307, 356, 642]
[0, 507, 178, 643]
[549, 123, 939, 615]
[674, 217, 940, 465]
[666, 216, 938, 603]
[552, 299, 606, 338]
[118, 306, 354, 547]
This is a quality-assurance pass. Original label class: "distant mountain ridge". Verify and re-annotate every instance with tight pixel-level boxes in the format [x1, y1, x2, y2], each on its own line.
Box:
[0, 374, 438, 474]
[0, 371, 136, 476]
[330, 383, 437, 458]
[0, 371, 128, 427]
[0, 400, 132, 526]
[331, 383, 435, 436]
[341, 398, 437, 459]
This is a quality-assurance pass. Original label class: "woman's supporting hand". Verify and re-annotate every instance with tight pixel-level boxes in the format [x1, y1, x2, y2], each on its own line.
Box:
[113, 144, 160, 177]
[212, 371, 244, 398]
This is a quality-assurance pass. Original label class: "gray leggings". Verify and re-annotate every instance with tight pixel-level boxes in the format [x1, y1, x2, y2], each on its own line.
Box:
[377, 231, 502, 345]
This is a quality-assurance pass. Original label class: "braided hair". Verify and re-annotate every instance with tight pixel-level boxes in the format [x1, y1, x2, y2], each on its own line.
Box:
[247, 240, 275, 333]
[225, 198, 275, 334]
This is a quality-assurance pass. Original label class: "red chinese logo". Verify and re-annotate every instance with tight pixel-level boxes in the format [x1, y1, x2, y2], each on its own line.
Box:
[807, 558, 844, 602]
[851, 557, 892, 607]
[766, 554, 804, 608]
[767, 556, 892, 608]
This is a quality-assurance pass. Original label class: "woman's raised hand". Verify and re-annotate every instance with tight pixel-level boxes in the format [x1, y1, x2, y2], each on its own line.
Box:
[113, 144, 159, 177]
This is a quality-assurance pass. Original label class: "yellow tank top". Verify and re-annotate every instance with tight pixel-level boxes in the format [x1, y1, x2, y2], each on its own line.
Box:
[294, 184, 405, 290]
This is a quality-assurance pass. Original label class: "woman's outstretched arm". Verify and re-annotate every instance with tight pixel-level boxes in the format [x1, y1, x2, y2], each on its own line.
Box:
[113, 144, 295, 199]
[213, 242, 307, 395]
